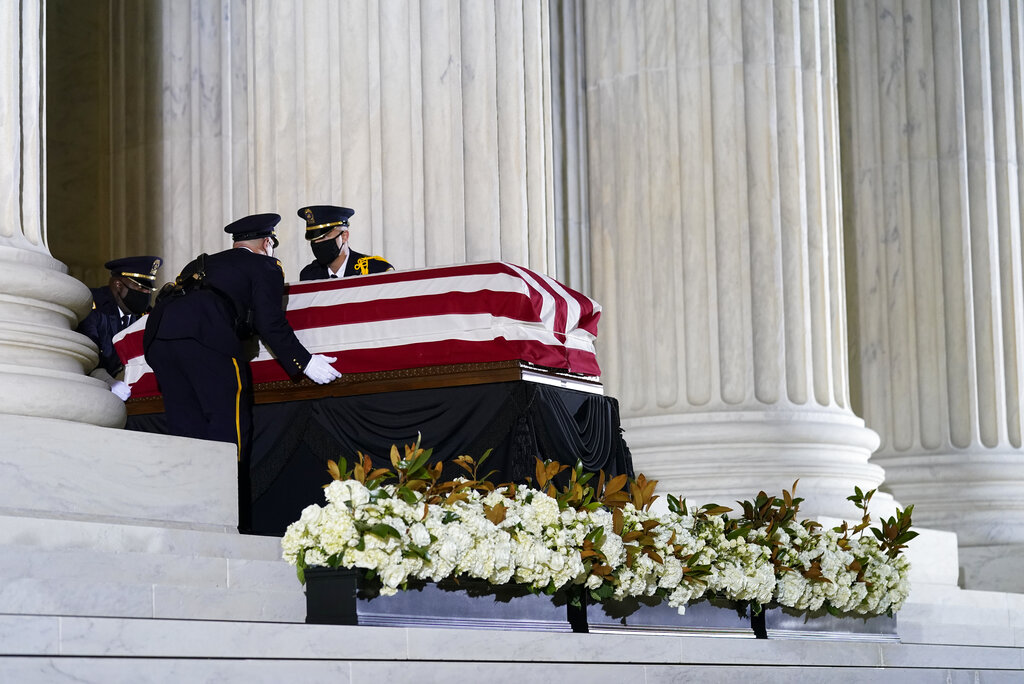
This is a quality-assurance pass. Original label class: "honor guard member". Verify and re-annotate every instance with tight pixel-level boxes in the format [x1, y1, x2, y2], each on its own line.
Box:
[77, 255, 162, 401]
[297, 205, 394, 281]
[143, 214, 341, 529]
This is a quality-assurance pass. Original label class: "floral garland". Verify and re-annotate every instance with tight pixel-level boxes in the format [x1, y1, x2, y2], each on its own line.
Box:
[282, 442, 915, 617]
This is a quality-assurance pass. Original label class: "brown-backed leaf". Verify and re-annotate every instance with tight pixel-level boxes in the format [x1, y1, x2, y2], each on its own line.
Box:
[643, 548, 664, 564]
[484, 501, 507, 524]
[326, 459, 341, 481]
[604, 474, 628, 496]
[366, 468, 391, 481]
[612, 507, 624, 535]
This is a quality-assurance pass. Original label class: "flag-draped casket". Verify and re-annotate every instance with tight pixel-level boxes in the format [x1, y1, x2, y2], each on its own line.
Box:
[114, 261, 602, 398]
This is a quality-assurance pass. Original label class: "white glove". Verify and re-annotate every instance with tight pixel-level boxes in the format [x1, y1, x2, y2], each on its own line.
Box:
[303, 354, 342, 384]
[110, 380, 132, 401]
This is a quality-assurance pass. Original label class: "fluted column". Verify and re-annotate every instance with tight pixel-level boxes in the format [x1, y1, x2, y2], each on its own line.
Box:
[585, 0, 888, 518]
[0, 0, 125, 428]
[105, 0, 250, 279]
[246, 0, 559, 278]
[838, 0, 1024, 591]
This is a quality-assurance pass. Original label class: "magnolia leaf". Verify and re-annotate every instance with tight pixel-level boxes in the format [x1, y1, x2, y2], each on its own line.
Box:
[445, 491, 470, 506]
[366, 468, 391, 482]
[612, 508, 624, 535]
[368, 523, 401, 540]
[326, 459, 341, 481]
[484, 501, 507, 524]
[535, 459, 548, 488]
[894, 531, 919, 545]
[642, 548, 664, 564]
[604, 473, 628, 497]
[389, 444, 401, 470]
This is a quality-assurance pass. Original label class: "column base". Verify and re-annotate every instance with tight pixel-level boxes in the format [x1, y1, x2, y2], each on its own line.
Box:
[623, 408, 893, 519]
[0, 244, 127, 427]
[875, 452, 1024, 547]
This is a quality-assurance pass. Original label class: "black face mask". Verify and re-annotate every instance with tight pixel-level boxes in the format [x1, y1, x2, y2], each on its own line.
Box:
[122, 287, 151, 315]
[312, 238, 342, 266]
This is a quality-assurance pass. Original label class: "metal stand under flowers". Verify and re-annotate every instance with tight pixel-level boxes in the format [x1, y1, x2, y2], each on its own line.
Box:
[304, 567, 586, 632]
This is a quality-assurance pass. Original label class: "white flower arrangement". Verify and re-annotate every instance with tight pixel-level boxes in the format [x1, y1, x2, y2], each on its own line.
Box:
[282, 444, 916, 618]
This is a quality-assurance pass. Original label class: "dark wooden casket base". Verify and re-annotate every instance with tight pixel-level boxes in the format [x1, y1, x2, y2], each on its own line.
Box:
[125, 362, 633, 536]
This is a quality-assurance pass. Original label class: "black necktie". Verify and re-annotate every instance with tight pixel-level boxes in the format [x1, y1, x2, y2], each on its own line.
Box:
[121, 314, 131, 329]
[330, 274, 338, 279]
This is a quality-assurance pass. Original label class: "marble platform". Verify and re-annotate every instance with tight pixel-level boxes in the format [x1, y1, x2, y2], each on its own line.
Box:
[0, 419, 1021, 681]
[0, 604, 1022, 683]
[0, 415, 236, 530]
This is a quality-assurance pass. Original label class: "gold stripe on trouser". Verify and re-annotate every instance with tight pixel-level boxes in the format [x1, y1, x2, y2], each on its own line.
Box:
[232, 358, 242, 461]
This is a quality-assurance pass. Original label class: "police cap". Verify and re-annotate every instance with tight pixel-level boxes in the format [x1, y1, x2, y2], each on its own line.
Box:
[105, 256, 162, 291]
[225, 213, 280, 248]
[298, 205, 354, 241]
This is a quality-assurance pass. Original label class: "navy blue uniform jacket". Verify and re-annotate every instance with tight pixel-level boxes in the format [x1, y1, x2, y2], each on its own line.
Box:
[77, 286, 132, 376]
[145, 247, 311, 376]
[298, 249, 393, 281]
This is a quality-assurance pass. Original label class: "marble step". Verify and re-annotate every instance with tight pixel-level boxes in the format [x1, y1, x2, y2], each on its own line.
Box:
[0, 514, 284, 560]
[0, 544, 298, 591]
[0, 575, 305, 622]
[0, 614, 1021, 684]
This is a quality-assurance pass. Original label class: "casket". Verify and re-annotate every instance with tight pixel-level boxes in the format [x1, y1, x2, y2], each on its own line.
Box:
[115, 261, 631, 535]
[114, 261, 603, 408]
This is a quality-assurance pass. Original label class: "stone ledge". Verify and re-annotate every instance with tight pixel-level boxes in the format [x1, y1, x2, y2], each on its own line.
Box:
[0, 415, 236, 530]
[1, 614, 1022, 672]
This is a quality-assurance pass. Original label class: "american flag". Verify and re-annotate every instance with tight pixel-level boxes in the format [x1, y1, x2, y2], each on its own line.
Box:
[114, 261, 601, 398]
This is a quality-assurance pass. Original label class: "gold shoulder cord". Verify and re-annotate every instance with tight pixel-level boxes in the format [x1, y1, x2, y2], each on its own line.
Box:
[355, 256, 370, 275]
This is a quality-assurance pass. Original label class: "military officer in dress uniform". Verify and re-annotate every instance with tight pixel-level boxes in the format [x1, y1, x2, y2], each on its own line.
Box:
[297, 205, 394, 281]
[143, 214, 342, 529]
[77, 255, 163, 401]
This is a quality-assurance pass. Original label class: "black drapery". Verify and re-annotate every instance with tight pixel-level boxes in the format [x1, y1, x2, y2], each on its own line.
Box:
[127, 381, 633, 536]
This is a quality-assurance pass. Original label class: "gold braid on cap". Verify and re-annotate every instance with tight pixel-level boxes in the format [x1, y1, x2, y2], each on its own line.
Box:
[119, 271, 157, 281]
[305, 220, 349, 240]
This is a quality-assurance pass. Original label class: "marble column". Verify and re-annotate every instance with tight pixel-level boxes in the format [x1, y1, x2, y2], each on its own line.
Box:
[838, 0, 1024, 591]
[550, 0, 591, 293]
[0, 0, 125, 428]
[584, 0, 888, 519]
[104, 0, 250, 280]
[245, 0, 560, 279]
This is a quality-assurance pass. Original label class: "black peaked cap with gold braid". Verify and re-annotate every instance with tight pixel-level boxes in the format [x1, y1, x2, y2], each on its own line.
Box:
[298, 205, 354, 241]
[104, 256, 162, 290]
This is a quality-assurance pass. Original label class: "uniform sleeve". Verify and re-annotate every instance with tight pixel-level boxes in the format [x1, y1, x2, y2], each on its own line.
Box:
[368, 257, 394, 273]
[250, 258, 312, 377]
[77, 307, 124, 375]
